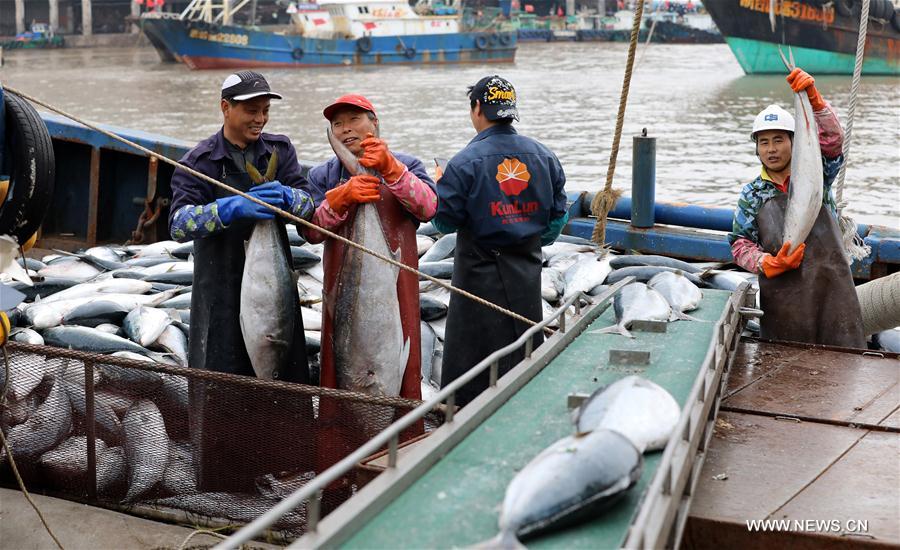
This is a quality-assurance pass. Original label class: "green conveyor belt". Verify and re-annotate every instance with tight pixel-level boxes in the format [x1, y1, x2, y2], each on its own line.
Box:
[342, 289, 733, 549]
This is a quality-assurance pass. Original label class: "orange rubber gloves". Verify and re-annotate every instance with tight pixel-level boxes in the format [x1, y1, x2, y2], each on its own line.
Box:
[787, 68, 826, 111]
[325, 174, 381, 215]
[761, 241, 806, 278]
[358, 133, 406, 183]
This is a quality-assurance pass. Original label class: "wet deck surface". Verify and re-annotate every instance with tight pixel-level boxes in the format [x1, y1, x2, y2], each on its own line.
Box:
[685, 339, 900, 549]
[340, 289, 733, 549]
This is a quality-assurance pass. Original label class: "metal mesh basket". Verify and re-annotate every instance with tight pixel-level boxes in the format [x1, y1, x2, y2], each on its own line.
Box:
[0, 342, 440, 542]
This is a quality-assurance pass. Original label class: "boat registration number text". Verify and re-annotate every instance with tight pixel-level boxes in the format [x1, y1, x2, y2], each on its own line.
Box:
[189, 29, 250, 46]
[739, 0, 835, 23]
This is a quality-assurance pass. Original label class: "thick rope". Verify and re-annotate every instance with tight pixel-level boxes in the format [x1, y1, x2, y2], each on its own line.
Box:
[4, 86, 553, 334]
[833, 0, 872, 262]
[0, 322, 66, 550]
[590, 0, 644, 245]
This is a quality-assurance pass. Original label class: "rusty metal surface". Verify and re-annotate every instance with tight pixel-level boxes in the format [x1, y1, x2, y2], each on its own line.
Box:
[723, 338, 900, 427]
[776, 430, 900, 544]
[685, 338, 900, 549]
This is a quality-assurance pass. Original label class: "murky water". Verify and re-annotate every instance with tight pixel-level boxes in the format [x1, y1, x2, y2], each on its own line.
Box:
[3, 42, 898, 225]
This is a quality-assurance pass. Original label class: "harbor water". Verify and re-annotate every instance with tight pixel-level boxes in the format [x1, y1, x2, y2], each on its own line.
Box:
[2, 42, 897, 226]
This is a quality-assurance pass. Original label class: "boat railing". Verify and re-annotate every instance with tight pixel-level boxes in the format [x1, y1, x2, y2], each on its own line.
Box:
[213, 277, 635, 549]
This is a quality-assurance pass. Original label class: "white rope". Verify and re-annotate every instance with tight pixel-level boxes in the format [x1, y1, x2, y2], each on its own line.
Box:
[833, 0, 872, 262]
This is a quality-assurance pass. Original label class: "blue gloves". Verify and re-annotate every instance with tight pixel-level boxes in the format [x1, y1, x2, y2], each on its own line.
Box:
[216, 181, 288, 225]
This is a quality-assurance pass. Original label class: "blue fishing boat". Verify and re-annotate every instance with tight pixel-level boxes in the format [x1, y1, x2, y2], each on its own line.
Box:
[140, 0, 516, 70]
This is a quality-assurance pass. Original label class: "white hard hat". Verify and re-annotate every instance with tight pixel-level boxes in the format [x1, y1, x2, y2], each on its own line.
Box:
[751, 104, 795, 140]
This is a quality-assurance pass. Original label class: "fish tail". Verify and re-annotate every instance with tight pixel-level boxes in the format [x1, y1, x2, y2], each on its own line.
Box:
[590, 324, 634, 338]
[674, 311, 706, 322]
[470, 531, 525, 550]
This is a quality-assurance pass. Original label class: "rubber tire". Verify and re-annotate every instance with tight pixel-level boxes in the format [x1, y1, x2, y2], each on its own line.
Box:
[0, 91, 55, 245]
[475, 34, 489, 50]
[489, 32, 500, 45]
[892, 8, 900, 32]
[291, 47, 304, 60]
[835, 0, 856, 17]
[357, 36, 373, 53]
[499, 32, 513, 45]
[403, 46, 416, 59]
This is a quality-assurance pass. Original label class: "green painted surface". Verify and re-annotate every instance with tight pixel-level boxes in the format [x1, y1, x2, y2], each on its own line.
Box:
[725, 36, 899, 75]
[342, 289, 733, 549]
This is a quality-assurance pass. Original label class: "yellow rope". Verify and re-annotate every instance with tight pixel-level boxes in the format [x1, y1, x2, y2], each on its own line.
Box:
[0, 321, 66, 550]
[4, 86, 552, 334]
[590, 1, 645, 245]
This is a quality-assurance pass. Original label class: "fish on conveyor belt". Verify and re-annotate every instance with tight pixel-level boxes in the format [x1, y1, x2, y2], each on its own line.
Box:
[605, 265, 706, 287]
[122, 399, 170, 502]
[328, 128, 410, 405]
[572, 375, 681, 452]
[239, 151, 297, 380]
[541, 267, 565, 302]
[563, 255, 612, 300]
[123, 306, 173, 347]
[647, 271, 703, 322]
[590, 283, 671, 338]
[478, 429, 642, 548]
[609, 254, 704, 273]
[781, 53, 823, 255]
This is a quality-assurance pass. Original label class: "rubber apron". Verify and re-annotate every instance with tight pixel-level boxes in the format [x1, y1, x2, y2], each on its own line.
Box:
[757, 194, 866, 348]
[189, 157, 312, 492]
[440, 231, 543, 407]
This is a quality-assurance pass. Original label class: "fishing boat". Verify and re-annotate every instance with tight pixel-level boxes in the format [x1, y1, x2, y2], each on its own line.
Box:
[702, 0, 900, 74]
[1, 87, 898, 548]
[140, 0, 516, 69]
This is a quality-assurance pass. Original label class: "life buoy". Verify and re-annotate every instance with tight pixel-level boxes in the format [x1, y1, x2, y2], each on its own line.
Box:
[291, 47, 304, 60]
[475, 34, 489, 50]
[499, 32, 513, 46]
[403, 46, 416, 59]
[357, 36, 373, 53]
[0, 91, 55, 245]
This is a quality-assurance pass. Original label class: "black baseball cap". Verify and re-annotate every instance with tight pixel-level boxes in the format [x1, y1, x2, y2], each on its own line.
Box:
[469, 75, 518, 121]
[221, 71, 283, 101]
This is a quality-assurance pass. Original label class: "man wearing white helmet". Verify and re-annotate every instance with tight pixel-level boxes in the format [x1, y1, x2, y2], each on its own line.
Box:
[728, 68, 865, 348]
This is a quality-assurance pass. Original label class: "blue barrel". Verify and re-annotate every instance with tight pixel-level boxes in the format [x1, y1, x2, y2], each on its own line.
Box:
[631, 129, 656, 228]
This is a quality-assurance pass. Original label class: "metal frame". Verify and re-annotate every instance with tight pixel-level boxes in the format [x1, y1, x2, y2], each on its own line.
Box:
[621, 282, 753, 549]
[213, 278, 633, 550]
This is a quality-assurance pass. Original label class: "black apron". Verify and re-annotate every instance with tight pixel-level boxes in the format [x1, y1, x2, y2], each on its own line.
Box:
[440, 230, 543, 407]
[188, 154, 312, 492]
[757, 194, 866, 348]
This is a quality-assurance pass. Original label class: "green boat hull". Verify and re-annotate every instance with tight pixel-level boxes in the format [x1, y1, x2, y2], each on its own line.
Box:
[725, 36, 899, 76]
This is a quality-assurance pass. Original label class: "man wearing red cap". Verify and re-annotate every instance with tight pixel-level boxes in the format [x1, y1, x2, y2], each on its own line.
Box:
[305, 94, 437, 402]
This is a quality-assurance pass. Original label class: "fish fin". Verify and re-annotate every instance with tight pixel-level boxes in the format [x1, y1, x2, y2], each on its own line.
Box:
[246, 162, 265, 185]
[469, 531, 525, 550]
[589, 324, 634, 338]
[264, 149, 279, 182]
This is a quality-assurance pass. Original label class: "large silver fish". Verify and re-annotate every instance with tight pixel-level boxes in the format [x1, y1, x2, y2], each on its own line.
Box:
[480, 429, 642, 548]
[572, 375, 681, 452]
[328, 128, 410, 405]
[3, 378, 72, 460]
[239, 150, 297, 380]
[781, 53, 823, 255]
[122, 399, 170, 502]
[647, 270, 703, 322]
[590, 282, 672, 338]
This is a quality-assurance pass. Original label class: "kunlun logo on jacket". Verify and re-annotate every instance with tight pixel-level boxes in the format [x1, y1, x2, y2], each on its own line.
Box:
[496, 158, 530, 196]
[491, 158, 538, 225]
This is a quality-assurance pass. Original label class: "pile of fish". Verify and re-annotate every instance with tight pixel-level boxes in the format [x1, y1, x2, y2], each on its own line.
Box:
[480, 376, 681, 547]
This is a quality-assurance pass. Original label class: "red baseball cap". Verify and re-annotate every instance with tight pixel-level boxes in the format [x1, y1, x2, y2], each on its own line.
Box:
[323, 94, 377, 120]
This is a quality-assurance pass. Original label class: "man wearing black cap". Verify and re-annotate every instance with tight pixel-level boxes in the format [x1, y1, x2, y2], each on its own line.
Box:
[168, 71, 317, 491]
[433, 75, 568, 406]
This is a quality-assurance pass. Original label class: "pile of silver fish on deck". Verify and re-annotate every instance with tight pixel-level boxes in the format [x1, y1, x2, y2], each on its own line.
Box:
[480, 375, 681, 548]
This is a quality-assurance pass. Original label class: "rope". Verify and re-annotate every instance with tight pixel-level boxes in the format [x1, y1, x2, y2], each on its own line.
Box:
[832, 0, 872, 262]
[0, 322, 66, 550]
[590, 0, 644, 245]
[3, 86, 551, 335]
